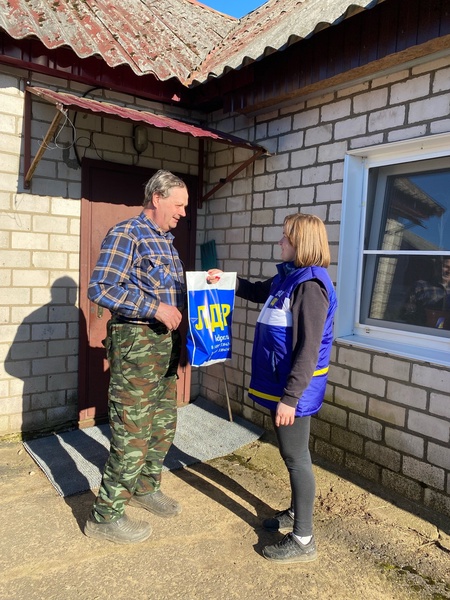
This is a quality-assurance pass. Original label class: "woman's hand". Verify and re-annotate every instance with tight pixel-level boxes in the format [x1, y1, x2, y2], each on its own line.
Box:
[206, 268, 223, 284]
[275, 402, 296, 427]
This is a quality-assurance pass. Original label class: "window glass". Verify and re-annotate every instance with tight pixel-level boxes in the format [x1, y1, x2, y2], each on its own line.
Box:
[361, 163, 450, 334]
[369, 170, 450, 252]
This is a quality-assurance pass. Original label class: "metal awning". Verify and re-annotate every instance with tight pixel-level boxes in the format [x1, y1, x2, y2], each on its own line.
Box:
[24, 86, 269, 200]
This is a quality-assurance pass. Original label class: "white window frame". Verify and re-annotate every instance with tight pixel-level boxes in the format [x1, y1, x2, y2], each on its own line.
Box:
[336, 132, 450, 367]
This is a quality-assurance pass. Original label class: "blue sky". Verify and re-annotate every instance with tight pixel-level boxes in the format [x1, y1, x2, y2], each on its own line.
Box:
[201, 1, 267, 18]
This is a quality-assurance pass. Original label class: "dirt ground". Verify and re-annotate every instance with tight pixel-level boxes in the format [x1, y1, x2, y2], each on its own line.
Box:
[1, 431, 450, 600]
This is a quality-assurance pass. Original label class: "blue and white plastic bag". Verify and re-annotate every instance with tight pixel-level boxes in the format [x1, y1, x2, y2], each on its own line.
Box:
[186, 271, 237, 367]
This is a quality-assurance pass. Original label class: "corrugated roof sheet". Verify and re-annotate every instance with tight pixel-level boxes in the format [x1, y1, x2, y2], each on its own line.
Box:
[0, 0, 236, 82]
[189, 0, 381, 83]
[27, 85, 267, 151]
[0, 0, 382, 85]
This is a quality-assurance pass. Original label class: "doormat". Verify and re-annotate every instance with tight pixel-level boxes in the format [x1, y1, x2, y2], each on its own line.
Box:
[23, 397, 264, 497]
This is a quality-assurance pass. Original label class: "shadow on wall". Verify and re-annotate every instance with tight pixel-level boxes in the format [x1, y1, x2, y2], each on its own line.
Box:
[4, 276, 80, 437]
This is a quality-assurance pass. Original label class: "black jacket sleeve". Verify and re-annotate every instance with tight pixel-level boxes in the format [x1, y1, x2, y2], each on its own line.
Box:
[236, 276, 274, 304]
[281, 280, 329, 408]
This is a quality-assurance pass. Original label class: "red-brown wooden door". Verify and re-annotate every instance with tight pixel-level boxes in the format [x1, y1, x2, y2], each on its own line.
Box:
[78, 159, 196, 426]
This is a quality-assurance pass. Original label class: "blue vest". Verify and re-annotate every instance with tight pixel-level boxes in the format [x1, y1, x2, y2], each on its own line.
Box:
[248, 263, 337, 417]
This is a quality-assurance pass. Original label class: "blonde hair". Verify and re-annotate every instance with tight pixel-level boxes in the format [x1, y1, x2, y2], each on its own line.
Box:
[283, 213, 331, 267]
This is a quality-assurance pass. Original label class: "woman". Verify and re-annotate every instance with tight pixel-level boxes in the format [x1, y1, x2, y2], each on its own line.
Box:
[208, 213, 337, 564]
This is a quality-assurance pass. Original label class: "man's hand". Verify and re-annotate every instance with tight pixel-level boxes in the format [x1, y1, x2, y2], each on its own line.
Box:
[155, 302, 182, 331]
[275, 402, 296, 427]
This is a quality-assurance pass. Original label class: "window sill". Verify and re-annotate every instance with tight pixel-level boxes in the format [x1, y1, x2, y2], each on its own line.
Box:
[336, 334, 450, 368]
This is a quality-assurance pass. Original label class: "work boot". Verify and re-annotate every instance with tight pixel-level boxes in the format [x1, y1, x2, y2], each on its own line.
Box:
[262, 533, 318, 563]
[84, 513, 152, 544]
[129, 489, 181, 517]
[263, 508, 294, 533]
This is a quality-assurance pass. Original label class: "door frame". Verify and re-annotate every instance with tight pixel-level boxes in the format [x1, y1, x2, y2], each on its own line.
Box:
[78, 159, 197, 426]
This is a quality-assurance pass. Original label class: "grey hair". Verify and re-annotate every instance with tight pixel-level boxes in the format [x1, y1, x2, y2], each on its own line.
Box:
[143, 170, 187, 207]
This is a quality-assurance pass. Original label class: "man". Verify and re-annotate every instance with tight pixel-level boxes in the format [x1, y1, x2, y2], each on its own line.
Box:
[402, 256, 450, 328]
[84, 169, 188, 544]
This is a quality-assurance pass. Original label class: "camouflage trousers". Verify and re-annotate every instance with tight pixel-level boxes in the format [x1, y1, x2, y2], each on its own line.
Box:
[92, 320, 181, 523]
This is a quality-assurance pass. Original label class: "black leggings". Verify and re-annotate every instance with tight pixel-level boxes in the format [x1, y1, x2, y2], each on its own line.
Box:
[272, 413, 315, 537]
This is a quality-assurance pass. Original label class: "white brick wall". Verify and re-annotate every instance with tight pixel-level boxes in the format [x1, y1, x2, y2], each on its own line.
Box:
[0, 67, 200, 436]
[2, 50, 450, 518]
[199, 54, 450, 518]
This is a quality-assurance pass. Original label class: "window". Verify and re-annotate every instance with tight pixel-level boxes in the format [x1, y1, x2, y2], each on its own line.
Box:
[337, 134, 450, 366]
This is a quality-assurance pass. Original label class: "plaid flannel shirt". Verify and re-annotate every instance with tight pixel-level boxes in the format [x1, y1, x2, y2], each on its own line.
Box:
[88, 212, 186, 322]
[402, 279, 450, 325]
